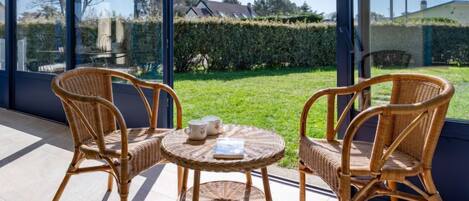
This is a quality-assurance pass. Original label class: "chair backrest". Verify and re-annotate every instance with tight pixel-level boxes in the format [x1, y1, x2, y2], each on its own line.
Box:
[372, 74, 454, 169]
[52, 67, 183, 153]
[52, 68, 116, 145]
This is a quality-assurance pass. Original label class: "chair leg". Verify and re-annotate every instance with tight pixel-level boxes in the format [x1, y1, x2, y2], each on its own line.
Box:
[420, 170, 442, 201]
[388, 181, 398, 201]
[119, 181, 130, 201]
[107, 173, 114, 192]
[299, 163, 306, 201]
[53, 151, 82, 201]
[352, 178, 378, 201]
[52, 173, 72, 201]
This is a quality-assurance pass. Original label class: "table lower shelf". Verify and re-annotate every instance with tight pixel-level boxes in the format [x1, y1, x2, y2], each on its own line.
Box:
[179, 181, 266, 201]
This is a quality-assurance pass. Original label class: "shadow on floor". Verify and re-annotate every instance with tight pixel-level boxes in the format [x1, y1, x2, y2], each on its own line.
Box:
[0, 108, 165, 201]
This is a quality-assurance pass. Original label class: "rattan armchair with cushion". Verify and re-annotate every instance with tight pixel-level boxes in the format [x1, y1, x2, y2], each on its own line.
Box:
[51, 67, 184, 201]
[298, 74, 454, 201]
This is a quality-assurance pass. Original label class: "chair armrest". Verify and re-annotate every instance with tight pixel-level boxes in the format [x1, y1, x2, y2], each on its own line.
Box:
[340, 98, 452, 175]
[340, 106, 384, 176]
[109, 71, 183, 130]
[300, 85, 361, 140]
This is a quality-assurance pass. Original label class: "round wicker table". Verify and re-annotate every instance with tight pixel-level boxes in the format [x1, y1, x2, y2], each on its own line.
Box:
[161, 124, 285, 201]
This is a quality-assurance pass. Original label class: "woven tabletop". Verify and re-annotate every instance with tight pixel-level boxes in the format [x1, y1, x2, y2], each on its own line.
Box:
[161, 124, 285, 172]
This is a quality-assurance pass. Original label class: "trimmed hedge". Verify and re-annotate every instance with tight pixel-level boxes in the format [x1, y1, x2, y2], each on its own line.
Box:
[247, 13, 323, 23]
[17, 23, 66, 70]
[174, 19, 335, 72]
[10, 19, 469, 73]
[431, 25, 469, 65]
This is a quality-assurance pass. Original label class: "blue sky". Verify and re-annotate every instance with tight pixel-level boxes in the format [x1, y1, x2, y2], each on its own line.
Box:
[18, 0, 463, 18]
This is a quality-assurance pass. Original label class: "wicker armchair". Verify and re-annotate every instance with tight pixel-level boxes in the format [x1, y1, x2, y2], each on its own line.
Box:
[51, 68, 185, 201]
[298, 74, 454, 201]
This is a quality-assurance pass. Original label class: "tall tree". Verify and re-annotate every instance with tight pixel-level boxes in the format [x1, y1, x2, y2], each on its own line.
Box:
[254, 0, 299, 16]
[31, 0, 66, 15]
[253, 0, 269, 16]
[299, 2, 310, 13]
[31, 0, 105, 20]
[223, 0, 241, 4]
[134, 0, 163, 18]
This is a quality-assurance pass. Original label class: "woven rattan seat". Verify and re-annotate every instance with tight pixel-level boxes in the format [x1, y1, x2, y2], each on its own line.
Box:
[300, 137, 420, 193]
[298, 74, 454, 201]
[81, 128, 173, 178]
[51, 68, 184, 201]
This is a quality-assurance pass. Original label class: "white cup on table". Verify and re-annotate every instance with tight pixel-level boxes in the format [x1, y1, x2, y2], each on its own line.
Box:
[202, 115, 223, 135]
[185, 120, 208, 140]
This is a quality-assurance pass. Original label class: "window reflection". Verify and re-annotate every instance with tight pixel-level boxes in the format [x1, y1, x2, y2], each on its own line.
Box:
[75, 0, 163, 82]
[355, 0, 469, 120]
[0, 1, 4, 70]
[17, 0, 66, 73]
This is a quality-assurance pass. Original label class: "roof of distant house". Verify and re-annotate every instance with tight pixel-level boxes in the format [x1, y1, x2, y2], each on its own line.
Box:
[403, 0, 469, 17]
[186, 0, 256, 18]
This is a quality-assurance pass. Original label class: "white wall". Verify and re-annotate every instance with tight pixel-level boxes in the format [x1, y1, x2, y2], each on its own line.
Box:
[407, 3, 469, 25]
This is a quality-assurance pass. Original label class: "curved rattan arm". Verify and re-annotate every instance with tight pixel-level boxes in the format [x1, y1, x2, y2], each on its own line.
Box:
[133, 80, 183, 129]
[102, 69, 183, 129]
[300, 86, 361, 141]
[52, 67, 184, 160]
[340, 96, 453, 175]
[340, 106, 384, 176]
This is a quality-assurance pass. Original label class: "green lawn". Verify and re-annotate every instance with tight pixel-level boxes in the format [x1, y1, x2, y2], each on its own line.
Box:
[174, 66, 469, 168]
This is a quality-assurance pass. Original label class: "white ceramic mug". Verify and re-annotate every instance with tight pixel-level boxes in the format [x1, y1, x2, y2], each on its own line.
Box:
[202, 115, 223, 135]
[186, 120, 208, 140]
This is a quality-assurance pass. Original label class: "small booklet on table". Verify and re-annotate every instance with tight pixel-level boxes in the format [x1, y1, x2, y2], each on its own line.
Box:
[213, 138, 245, 159]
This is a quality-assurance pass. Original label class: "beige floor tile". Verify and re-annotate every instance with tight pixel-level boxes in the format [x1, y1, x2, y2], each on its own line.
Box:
[0, 108, 337, 201]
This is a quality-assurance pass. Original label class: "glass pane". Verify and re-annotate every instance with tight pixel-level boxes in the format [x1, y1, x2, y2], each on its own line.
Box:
[174, 0, 337, 180]
[0, 1, 4, 70]
[17, 0, 66, 73]
[355, 0, 469, 120]
[75, 0, 163, 82]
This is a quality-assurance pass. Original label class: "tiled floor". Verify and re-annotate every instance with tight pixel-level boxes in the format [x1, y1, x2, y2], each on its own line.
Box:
[0, 109, 336, 201]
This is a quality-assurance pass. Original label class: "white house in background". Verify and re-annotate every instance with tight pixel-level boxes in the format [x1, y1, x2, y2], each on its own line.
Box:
[400, 0, 469, 25]
[186, 0, 256, 19]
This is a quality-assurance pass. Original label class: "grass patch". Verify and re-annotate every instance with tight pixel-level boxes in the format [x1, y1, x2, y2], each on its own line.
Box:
[174, 66, 469, 168]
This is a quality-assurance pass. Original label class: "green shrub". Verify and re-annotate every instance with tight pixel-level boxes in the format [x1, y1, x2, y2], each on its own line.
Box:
[17, 22, 66, 70]
[431, 25, 469, 65]
[10, 19, 469, 72]
[393, 17, 459, 25]
[247, 13, 323, 23]
[174, 19, 336, 72]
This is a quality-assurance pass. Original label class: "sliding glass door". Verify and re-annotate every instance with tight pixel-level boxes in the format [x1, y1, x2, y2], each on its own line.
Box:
[354, 0, 469, 199]
[13, 0, 67, 121]
[73, 0, 168, 127]
[0, 0, 173, 128]
[0, 0, 6, 107]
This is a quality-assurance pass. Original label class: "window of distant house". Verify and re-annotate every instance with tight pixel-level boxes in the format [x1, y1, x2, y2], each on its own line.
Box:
[219, 12, 226, 17]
